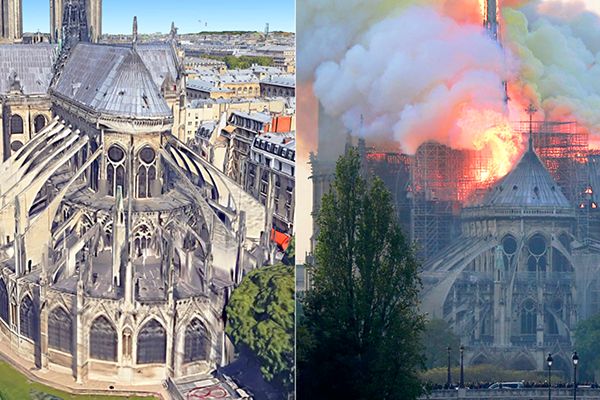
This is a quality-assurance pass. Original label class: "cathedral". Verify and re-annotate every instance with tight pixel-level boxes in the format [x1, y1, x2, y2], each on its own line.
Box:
[420, 135, 600, 374]
[0, 0, 269, 386]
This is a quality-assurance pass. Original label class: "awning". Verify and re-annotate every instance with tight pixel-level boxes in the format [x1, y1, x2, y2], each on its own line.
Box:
[271, 228, 291, 251]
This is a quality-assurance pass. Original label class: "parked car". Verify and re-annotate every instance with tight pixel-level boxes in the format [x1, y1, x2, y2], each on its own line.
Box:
[488, 381, 524, 389]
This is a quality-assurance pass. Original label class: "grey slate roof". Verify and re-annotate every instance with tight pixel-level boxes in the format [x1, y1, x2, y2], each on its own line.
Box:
[53, 43, 171, 118]
[0, 44, 56, 95]
[483, 140, 571, 208]
[136, 43, 179, 88]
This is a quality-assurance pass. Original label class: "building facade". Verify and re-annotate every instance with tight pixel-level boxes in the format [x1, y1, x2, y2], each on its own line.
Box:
[245, 132, 295, 234]
[420, 140, 600, 374]
[0, 16, 269, 387]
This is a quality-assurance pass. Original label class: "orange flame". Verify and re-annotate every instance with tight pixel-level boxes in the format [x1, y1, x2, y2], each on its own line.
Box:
[457, 109, 523, 184]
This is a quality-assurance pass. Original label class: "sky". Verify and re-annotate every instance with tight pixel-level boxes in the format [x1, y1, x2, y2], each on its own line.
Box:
[23, 0, 295, 34]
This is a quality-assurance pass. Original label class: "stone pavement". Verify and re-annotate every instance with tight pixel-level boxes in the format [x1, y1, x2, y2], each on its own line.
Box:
[0, 343, 170, 399]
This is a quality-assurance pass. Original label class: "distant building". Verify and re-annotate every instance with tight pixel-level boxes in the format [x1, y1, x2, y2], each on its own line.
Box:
[184, 97, 288, 141]
[186, 79, 235, 100]
[245, 132, 295, 234]
[260, 75, 295, 98]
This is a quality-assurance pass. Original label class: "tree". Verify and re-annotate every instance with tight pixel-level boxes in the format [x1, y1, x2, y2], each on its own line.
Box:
[421, 318, 460, 369]
[226, 264, 294, 390]
[574, 313, 600, 382]
[298, 148, 426, 400]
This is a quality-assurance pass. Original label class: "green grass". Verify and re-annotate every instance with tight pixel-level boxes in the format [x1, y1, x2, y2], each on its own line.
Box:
[0, 360, 157, 400]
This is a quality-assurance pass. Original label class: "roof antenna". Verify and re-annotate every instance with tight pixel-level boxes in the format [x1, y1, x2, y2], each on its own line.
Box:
[132, 16, 138, 49]
[525, 103, 537, 152]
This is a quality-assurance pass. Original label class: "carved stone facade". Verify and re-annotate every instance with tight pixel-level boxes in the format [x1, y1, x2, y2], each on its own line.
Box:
[50, 0, 102, 44]
[421, 141, 600, 374]
[0, 24, 268, 386]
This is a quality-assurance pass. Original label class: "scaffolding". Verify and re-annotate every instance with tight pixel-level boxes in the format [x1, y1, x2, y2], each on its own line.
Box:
[363, 119, 598, 259]
[409, 142, 495, 258]
[514, 120, 589, 239]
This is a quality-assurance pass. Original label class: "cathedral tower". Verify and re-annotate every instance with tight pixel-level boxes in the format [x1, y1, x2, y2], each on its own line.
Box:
[50, 0, 102, 43]
[0, 0, 22, 41]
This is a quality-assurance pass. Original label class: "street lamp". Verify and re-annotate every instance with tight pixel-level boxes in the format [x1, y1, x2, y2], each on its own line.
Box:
[447, 346, 452, 389]
[459, 345, 465, 389]
[572, 351, 579, 400]
[547, 353, 553, 400]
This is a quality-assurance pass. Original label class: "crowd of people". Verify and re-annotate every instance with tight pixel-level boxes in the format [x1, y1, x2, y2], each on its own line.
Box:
[425, 381, 599, 390]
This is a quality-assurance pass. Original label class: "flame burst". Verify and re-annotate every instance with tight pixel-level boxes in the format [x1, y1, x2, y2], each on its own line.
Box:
[457, 109, 523, 184]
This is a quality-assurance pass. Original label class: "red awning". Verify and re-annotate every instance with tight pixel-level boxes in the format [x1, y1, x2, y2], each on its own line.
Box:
[271, 228, 291, 251]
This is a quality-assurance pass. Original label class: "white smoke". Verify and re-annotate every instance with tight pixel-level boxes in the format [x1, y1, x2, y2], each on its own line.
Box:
[312, 6, 513, 153]
[505, 3, 600, 135]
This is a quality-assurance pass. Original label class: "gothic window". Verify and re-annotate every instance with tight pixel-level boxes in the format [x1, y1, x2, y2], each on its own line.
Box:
[33, 115, 46, 133]
[136, 147, 156, 199]
[521, 300, 537, 335]
[10, 141, 23, 152]
[48, 307, 72, 354]
[502, 235, 517, 255]
[19, 296, 35, 340]
[136, 319, 166, 364]
[528, 234, 547, 256]
[545, 310, 559, 335]
[106, 145, 126, 197]
[0, 279, 8, 324]
[133, 224, 152, 256]
[90, 139, 99, 191]
[184, 318, 210, 362]
[10, 115, 23, 134]
[90, 316, 117, 361]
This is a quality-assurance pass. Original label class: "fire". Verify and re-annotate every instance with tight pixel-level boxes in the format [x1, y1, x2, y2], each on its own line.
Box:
[479, 0, 486, 20]
[457, 109, 523, 184]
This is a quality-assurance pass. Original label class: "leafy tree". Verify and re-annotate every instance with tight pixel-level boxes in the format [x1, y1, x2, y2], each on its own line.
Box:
[283, 236, 295, 266]
[421, 318, 460, 369]
[206, 55, 274, 69]
[226, 264, 294, 390]
[574, 313, 600, 382]
[298, 148, 426, 399]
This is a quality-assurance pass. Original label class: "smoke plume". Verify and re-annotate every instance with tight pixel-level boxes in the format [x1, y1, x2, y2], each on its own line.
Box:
[299, 0, 600, 155]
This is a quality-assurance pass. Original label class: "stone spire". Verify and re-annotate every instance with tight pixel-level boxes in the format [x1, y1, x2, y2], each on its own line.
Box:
[170, 21, 177, 41]
[132, 16, 138, 49]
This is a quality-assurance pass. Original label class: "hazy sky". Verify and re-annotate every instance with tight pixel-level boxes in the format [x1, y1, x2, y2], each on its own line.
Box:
[23, 0, 295, 34]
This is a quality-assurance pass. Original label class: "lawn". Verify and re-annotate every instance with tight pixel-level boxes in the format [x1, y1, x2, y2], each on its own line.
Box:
[0, 360, 158, 400]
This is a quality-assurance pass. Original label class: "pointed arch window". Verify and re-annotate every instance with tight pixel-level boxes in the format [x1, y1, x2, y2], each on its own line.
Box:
[521, 300, 537, 335]
[19, 296, 35, 340]
[49, 307, 73, 354]
[0, 279, 8, 323]
[136, 147, 156, 199]
[137, 319, 166, 364]
[184, 318, 210, 362]
[106, 145, 127, 197]
[34, 115, 46, 133]
[90, 316, 117, 361]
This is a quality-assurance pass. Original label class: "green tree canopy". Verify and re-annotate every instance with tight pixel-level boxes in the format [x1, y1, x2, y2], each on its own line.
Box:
[298, 148, 425, 400]
[421, 318, 460, 369]
[226, 264, 294, 390]
[206, 55, 273, 69]
[574, 313, 600, 381]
